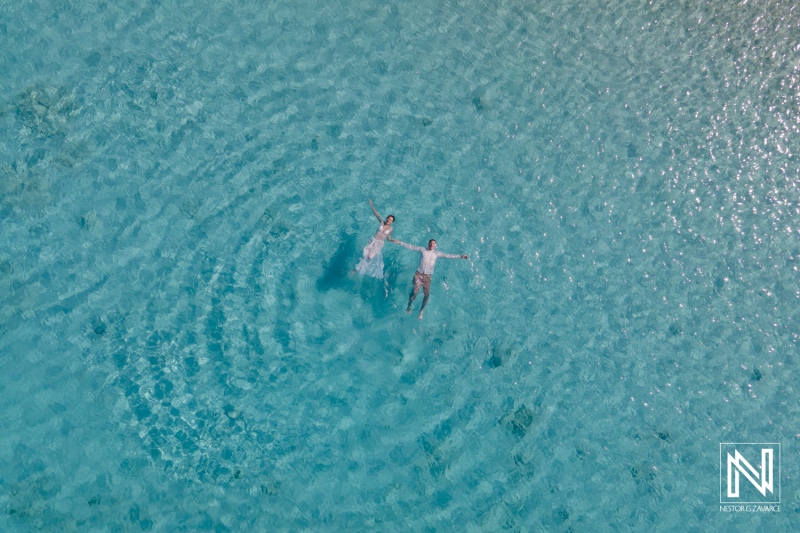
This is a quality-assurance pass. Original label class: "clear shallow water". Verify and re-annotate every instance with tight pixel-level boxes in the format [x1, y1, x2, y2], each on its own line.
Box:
[1, 0, 798, 530]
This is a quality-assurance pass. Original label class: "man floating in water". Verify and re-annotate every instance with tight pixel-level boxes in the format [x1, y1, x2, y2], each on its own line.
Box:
[388, 237, 469, 319]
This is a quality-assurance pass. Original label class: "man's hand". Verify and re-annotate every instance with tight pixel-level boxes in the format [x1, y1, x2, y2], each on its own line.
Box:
[461, 255, 469, 260]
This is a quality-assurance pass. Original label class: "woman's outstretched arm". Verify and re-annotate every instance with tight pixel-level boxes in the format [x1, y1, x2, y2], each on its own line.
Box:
[369, 199, 383, 222]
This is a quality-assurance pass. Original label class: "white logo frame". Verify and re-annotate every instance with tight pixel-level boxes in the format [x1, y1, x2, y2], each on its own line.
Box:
[719, 443, 781, 504]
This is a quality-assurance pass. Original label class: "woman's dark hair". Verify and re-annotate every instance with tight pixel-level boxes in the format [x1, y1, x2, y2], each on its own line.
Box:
[387, 215, 395, 221]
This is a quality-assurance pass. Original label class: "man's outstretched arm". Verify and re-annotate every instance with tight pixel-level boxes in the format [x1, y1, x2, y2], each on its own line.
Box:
[388, 238, 425, 252]
[436, 251, 469, 260]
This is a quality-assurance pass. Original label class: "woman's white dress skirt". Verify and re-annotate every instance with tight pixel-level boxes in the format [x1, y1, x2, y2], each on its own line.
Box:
[355, 225, 390, 278]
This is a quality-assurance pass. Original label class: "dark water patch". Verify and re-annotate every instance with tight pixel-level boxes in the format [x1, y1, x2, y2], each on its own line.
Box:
[274, 319, 292, 352]
[485, 354, 502, 368]
[84, 51, 101, 67]
[433, 490, 452, 508]
[242, 324, 265, 356]
[501, 404, 537, 439]
[0, 258, 13, 277]
[12, 84, 75, 139]
[153, 379, 173, 400]
[317, 233, 356, 292]
[552, 506, 569, 525]
[630, 463, 661, 495]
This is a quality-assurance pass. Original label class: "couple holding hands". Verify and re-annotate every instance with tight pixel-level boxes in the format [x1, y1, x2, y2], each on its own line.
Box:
[354, 200, 469, 320]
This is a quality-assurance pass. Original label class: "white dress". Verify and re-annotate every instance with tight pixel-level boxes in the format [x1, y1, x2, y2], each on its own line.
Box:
[355, 223, 392, 278]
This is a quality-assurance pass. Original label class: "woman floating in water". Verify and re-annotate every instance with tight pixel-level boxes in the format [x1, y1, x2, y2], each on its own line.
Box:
[354, 199, 395, 279]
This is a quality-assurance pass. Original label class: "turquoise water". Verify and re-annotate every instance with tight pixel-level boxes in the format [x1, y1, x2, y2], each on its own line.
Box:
[1, 0, 798, 530]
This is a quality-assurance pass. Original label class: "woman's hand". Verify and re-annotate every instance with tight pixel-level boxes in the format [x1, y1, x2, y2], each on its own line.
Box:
[369, 199, 382, 221]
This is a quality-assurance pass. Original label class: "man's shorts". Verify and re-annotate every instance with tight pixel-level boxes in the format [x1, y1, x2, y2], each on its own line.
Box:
[413, 271, 431, 296]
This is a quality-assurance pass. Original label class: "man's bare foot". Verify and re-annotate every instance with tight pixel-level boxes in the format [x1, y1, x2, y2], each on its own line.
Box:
[406, 307, 412, 314]
[418, 310, 424, 320]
